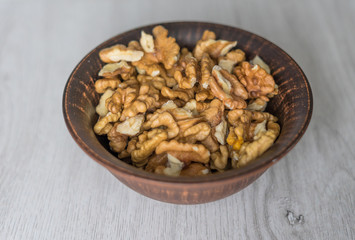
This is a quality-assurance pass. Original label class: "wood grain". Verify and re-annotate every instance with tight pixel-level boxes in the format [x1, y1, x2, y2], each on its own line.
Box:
[0, 0, 354, 239]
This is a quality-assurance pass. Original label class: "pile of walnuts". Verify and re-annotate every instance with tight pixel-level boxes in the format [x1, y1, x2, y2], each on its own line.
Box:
[93, 25, 280, 177]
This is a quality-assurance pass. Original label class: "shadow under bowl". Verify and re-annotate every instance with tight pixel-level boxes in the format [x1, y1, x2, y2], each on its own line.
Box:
[63, 22, 313, 204]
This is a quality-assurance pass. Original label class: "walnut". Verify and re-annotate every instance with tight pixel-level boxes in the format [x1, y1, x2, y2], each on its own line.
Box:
[131, 129, 168, 166]
[199, 53, 215, 89]
[234, 61, 276, 101]
[145, 153, 168, 173]
[209, 74, 246, 110]
[228, 109, 278, 128]
[128, 40, 160, 76]
[212, 65, 248, 100]
[115, 114, 145, 136]
[140, 31, 155, 53]
[132, 54, 161, 77]
[176, 117, 204, 138]
[118, 137, 137, 159]
[237, 121, 280, 167]
[99, 44, 144, 63]
[210, 65, 248, 110]
[114, 81, 160, 120]
[158, 65, 178, 87]
[267, 83, 279, 99]
[218, 49, 245, 73]
[195, 88, 214, 102]
[174, 54, 198, 89]
[161, 86, 194, 102]
[251, 55, 270, 74]
[117, 77, 140, 88]
[156, 140, 210, 164]
[193, 30, 237, 60]
[183, 99, 209, 114]
[142, 111, 179, 139]
[98, 61, 135, 80]
[108, 123, 128, 152]
[161, 153, 184, 176]
[93, 112, 120, 135]
[227, 126, 245, 152]
[180, 163, 210, 176]
[133, 26, 180, 75]
[128, 40, 143, 51]
[158, 100, 194, 120]
[137, 74, 166, 90]
[152, 25, 180, 69]
[94, 77, 121, 94]
[226, 109, 279, 167]
[105, 84, 139, 114]
[211, 145, 229, 171]
[200, 134, 220, 153]
[182, 122, 211, 142]
[200, 30, 216, 41]
[247, 98, 267, 112]
[200, 99, 224, 127]
[132, 57, 160, 77]
[96, 89, 114, 117]
[214, 117, 228, 145]
[121, 93, 159, 120]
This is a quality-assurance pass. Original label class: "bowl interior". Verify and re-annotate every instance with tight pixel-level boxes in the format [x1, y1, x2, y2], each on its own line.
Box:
[63, 22, 312, 183]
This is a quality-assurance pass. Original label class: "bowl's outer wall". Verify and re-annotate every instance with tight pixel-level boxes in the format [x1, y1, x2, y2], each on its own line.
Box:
[63, 22, 313, 204]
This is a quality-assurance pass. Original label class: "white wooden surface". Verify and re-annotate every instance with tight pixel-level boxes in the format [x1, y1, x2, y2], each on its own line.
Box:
[1, 0, 354, 239]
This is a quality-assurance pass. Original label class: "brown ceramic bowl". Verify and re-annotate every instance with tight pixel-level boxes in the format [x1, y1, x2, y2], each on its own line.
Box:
[63, 22, 312, 204]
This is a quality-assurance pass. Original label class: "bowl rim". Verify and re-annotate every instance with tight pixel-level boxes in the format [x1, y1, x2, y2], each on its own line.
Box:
[62, 21, 313, 184]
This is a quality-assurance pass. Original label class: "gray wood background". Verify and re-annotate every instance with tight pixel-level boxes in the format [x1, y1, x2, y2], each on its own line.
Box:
[1, 0, 354, 239]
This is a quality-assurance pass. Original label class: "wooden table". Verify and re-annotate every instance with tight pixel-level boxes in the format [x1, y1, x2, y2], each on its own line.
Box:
[1, 0, 354, 239]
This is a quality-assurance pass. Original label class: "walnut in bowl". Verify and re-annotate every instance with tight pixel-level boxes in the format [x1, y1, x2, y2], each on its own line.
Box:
[63, 22, 312, 204]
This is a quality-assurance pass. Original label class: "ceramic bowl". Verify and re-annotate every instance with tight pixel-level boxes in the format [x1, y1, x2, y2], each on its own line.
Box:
[63, 22, 312, 204]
